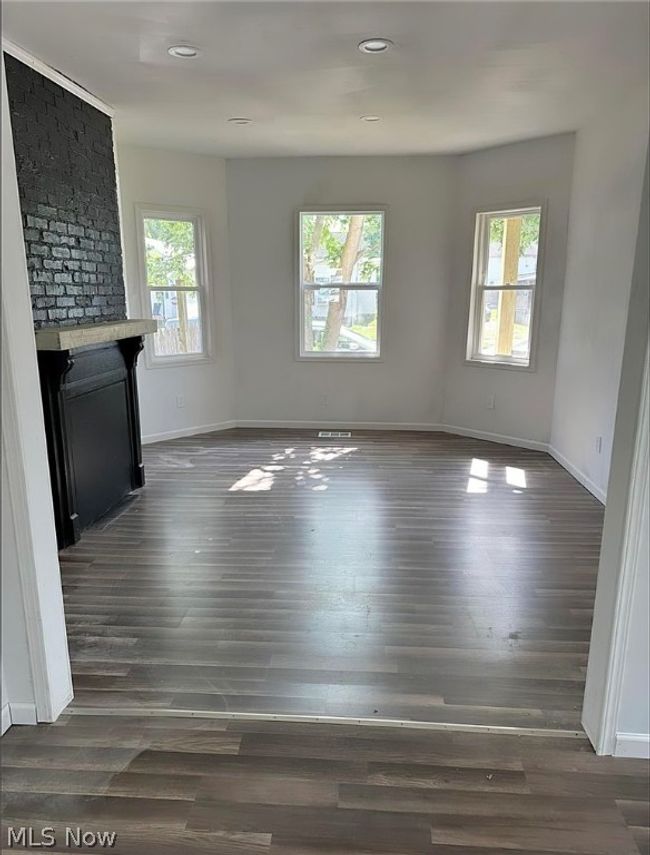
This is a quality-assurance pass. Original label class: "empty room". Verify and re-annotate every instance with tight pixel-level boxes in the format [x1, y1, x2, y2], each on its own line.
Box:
[1, 2, 649, 852]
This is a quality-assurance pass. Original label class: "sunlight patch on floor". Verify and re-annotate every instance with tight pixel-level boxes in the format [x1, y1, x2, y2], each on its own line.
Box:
[470, 458, 489, 479]
[229, 445, 357, 492]
[229, 467, 275, 492]
[466, 477, 488, 494]
[310, 446, 357, 462]
[467, 457, 528, 494]
[506, 466, 527, 488]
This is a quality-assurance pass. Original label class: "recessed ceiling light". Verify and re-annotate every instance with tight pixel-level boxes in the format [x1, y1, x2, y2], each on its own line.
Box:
[227, 117, 253, 125]
[167, 44, 200, 59]
[358, 37, 393, 54]
[360, 115, 381, 122]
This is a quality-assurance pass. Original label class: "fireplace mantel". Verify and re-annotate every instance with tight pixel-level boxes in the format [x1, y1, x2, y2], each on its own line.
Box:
[36, 320, 156, 548]
[35, 318, 157, 351]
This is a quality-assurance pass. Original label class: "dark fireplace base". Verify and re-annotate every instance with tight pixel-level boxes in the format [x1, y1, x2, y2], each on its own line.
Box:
[38, 336, 145, 549]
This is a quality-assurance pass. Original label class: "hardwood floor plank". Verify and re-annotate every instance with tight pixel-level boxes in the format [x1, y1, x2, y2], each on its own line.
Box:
[1, 791, 192, 830]
[2, 715, 647, 855]
[428, 820, 639, 855]
[59, 429, 606, 727]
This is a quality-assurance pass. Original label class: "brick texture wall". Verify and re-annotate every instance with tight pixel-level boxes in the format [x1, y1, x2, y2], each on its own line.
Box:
[4, 53, 127, 328]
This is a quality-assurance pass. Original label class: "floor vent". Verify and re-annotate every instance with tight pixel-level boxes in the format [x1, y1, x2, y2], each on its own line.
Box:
[318, 431, 351, 438]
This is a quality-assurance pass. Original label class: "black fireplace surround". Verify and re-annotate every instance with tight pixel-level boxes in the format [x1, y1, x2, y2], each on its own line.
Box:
[38, 336, 146, 548]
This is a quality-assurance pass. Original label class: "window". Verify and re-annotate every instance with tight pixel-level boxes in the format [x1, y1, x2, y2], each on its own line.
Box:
[467, 205, 542, 368]
[298, 210, 384, 358]
[137, 208, 209, 364]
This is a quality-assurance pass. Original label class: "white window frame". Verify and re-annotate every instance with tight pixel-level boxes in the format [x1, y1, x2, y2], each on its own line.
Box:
[297, 207, 386, 361]
[466, 203, 545, 370]
[135, 204, 212, 368]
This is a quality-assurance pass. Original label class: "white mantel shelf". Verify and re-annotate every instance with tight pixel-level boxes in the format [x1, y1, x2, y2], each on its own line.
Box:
[35, 319, 158, 351]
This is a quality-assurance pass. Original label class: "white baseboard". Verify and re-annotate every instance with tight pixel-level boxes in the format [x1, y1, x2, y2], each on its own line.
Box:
[548, 445, 607, 504]
[237, 420, 547, 451]
[8, 702, 37, 726]
[141, 419, 606, 505]
[47, 687, 74, 724]
[235, 419, 444, 432]
[0, 692, 72, 733]
[615, 732, 650, 759]
[438, 424, 549, 453]
[142, 420, 236, 445]
[581, 708, 602, 754]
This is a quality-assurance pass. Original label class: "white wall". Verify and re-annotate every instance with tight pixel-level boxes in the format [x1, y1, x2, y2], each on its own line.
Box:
[227, 156, 455, 427]
[617, 457, 649, 753]
[550, 90, 649, 499]
[1, 59, 73, 729]
[443, 134, 575, 448]
[226, 143, 574, 437]
[1, 443, 36, 729]
[582, 152, 649, 757]
[118, 145, 235, 442]
[612, 158, 649, 757]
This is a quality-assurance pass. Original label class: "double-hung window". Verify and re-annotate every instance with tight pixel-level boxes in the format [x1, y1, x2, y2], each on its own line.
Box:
[298, 209, 385, 359]
[137, 207, 209, 365]
[467, 205, 543, 368]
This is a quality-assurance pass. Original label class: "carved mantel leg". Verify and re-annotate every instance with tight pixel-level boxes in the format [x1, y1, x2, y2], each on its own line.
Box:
[118, 335, 146, 489]
[37, 349, 80, 548]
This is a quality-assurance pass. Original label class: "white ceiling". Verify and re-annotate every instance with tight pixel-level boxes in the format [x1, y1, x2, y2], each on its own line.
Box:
[3, 2, 649, 157]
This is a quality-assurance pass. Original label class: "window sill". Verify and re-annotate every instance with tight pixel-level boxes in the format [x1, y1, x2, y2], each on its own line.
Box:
[464, 357, 536, 373]
[296, 354, 383, 364]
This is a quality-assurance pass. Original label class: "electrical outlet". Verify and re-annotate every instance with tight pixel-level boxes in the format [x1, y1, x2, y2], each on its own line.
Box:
[595, 435, 603, 454]
[487, 394, 496, 410]
[176, 395, 185, 409]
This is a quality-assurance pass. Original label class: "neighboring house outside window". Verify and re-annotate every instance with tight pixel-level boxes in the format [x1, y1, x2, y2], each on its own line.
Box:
[298, 209, 385, 359]
[466, 205, 543, 368]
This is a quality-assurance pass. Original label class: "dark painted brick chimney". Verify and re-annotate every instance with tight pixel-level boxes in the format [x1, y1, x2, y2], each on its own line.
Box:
[4, 53, 127, 328]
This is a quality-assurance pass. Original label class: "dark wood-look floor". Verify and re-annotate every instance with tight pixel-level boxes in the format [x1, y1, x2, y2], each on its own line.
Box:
[60, 429, 605, 729]
[2, 714, 648, 854]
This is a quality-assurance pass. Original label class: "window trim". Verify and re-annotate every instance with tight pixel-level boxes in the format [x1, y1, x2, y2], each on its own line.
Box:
[296, 206, 386, 361]
[465, 202, 546, 371]
[135, 204, 212, 369]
